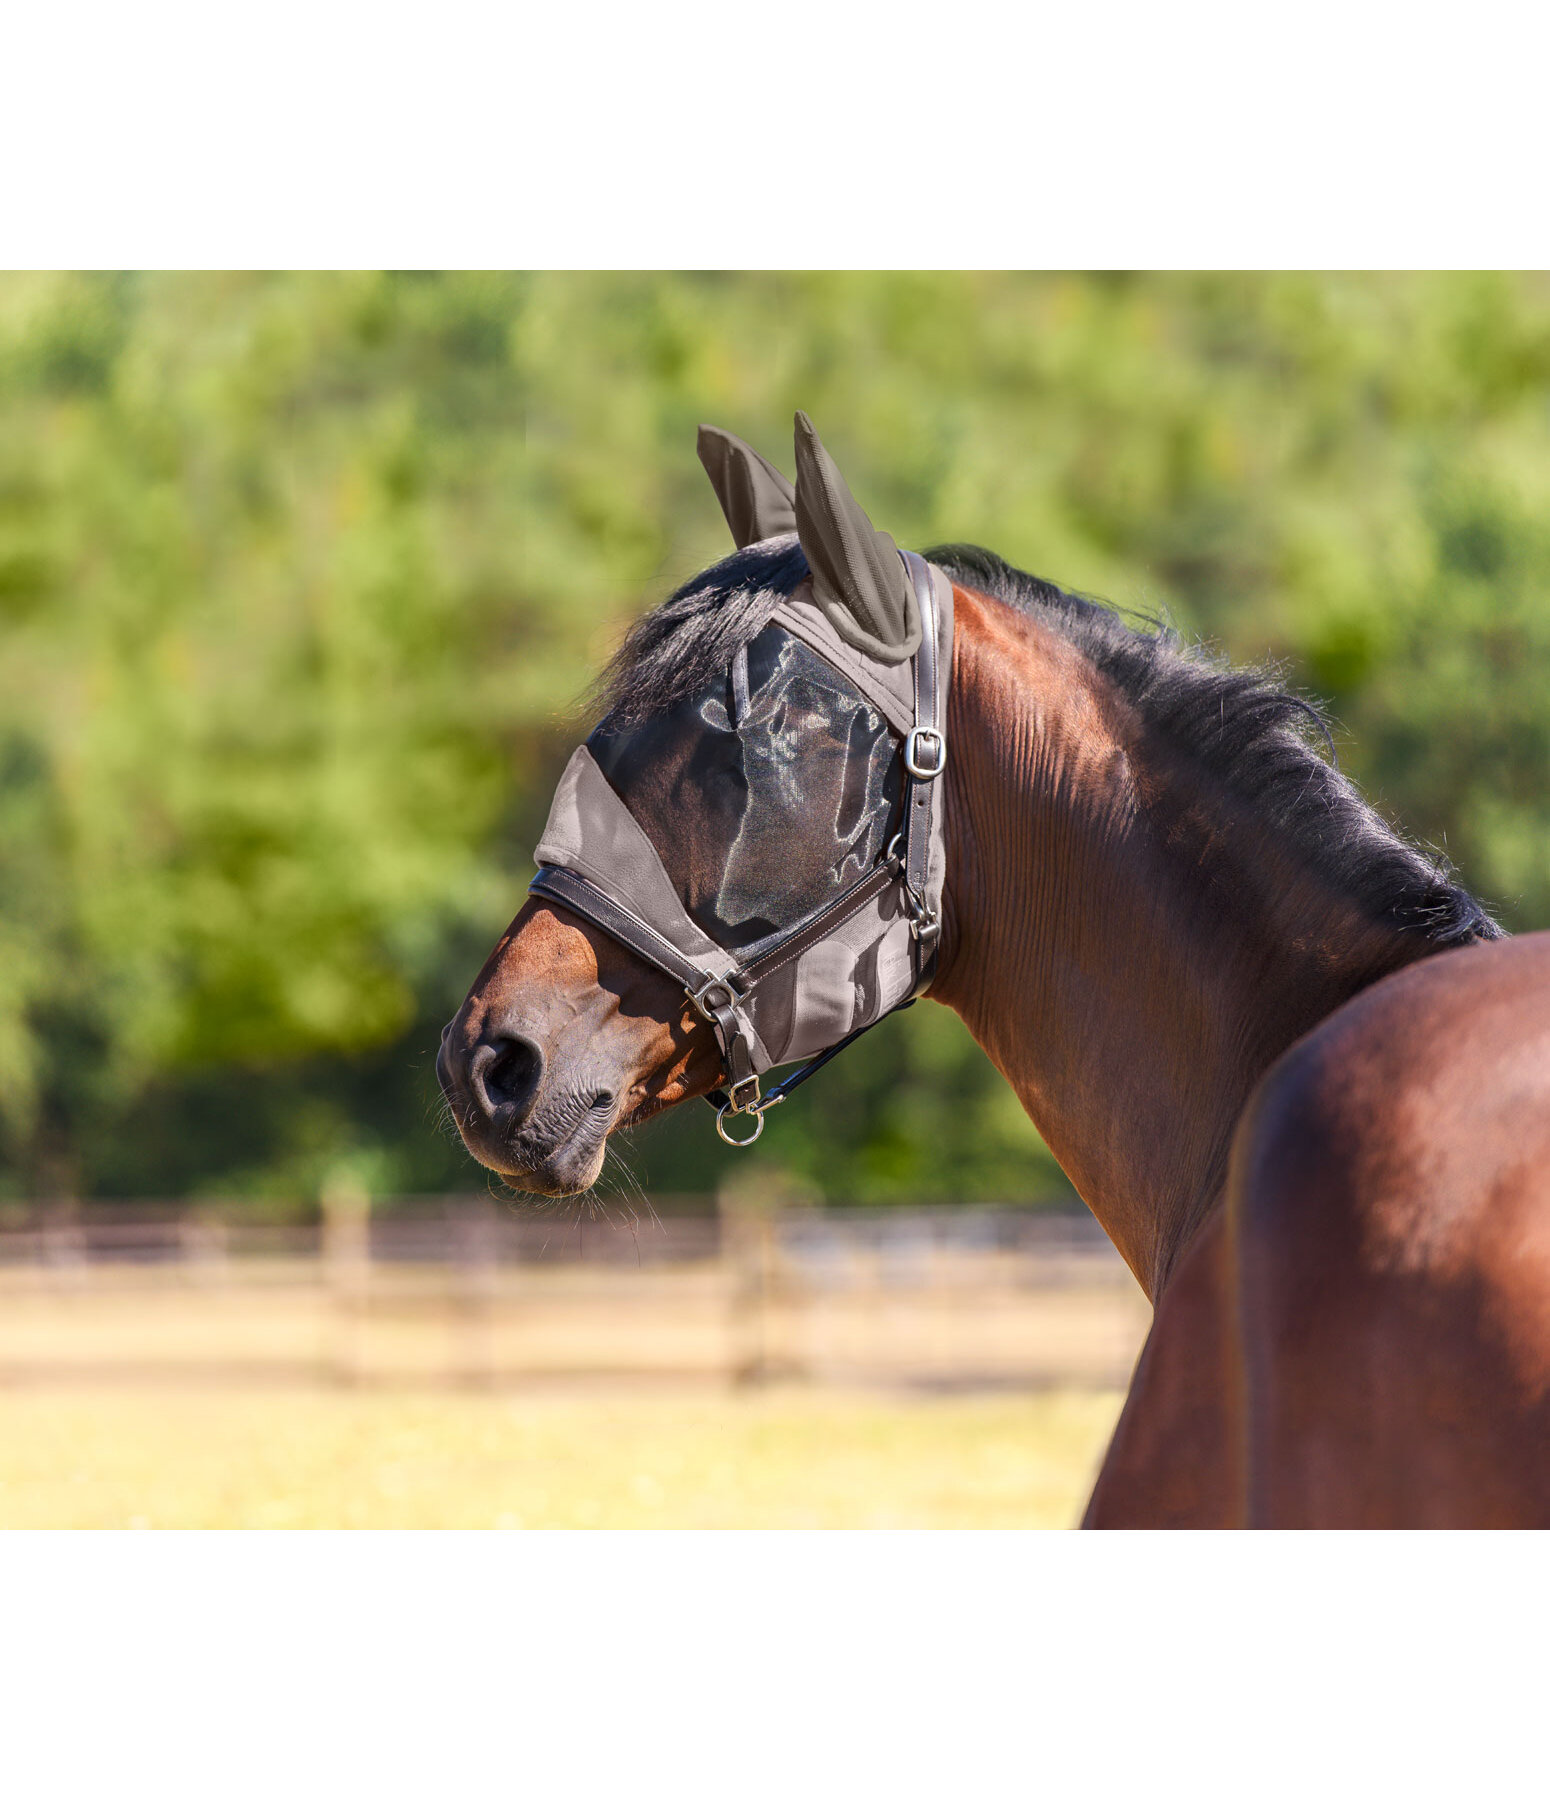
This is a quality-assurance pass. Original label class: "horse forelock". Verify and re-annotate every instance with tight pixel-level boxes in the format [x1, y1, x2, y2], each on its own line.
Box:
[593, 536, 809, 728]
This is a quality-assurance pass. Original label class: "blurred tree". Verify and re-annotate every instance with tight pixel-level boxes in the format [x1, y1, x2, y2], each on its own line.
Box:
[1, 271, 1547, 1204]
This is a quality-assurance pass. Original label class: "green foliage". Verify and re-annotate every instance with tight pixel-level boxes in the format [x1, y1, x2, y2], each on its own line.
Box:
[2, 272, 1548, 1202]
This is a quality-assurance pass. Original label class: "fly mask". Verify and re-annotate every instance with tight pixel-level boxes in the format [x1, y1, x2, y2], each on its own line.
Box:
[528, 415, 953, 1146]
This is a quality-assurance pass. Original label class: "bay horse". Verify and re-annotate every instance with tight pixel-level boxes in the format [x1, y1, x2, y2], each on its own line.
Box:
[439, 418, 1550, 1528]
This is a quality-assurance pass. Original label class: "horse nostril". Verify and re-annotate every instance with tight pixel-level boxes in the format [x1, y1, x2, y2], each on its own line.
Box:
[469, 1034, 543, 1124]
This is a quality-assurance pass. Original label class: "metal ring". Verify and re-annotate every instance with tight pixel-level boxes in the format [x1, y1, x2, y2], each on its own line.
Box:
[715, 1105, 766, 1148]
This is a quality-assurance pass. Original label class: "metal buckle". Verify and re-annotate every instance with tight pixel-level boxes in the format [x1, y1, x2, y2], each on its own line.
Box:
[903, 727, 946, 780]
[725, 1072, 762, 1114]
[687, 973, 742, 1023]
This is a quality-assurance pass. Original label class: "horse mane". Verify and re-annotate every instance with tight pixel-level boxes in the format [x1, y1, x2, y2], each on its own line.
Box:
[598, 537, 1502, 950]
[931, 544, 1501, 949]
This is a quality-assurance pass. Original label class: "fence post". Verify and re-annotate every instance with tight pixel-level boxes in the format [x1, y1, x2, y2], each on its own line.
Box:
[720, 1181, 771, 1387]
[322, 1171, 371, 1385]
[39, 1195, 87, 1292]
[719, 1170, 814, 1388]
[180, 1211, 231, 1289]
[448, 1196, 500, 1388]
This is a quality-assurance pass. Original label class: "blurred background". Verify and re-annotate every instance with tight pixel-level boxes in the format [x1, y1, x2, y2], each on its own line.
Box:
[2, 270, 1548, 1526]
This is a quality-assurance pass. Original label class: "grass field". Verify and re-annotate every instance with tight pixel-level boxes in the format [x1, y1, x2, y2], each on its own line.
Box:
[0, 1385, 1125, 1529]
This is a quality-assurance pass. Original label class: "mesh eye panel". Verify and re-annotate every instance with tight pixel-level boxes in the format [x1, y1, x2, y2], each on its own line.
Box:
[587, 626, 902, 953]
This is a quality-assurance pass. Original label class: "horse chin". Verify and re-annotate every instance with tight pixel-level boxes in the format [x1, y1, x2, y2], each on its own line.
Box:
[468, 1080, 619, 1195]
[466, 1105, 613, 1199]
[498, 1153, 607, 1201]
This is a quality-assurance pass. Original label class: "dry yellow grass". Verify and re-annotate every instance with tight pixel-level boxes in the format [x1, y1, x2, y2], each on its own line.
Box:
[0, 1385, 1124, 1529]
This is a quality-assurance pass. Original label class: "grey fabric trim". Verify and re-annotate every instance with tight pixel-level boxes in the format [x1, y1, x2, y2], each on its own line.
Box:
[770, 581, 917, 738]
[742, 959, 797, 1072]
[534, 747, 739, 979]
[770, 561, 953, 756]
[793, 412, 921, 665]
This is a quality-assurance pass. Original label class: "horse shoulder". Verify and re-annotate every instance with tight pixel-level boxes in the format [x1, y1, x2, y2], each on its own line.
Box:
[1226, 933, 1550, 1525]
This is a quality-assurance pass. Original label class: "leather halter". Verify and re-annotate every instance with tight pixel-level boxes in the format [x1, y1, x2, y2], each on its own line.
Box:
[529, 550, 948, 1146]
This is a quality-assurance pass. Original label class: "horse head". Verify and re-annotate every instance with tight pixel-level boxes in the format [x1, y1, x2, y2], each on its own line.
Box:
[437, 415, 947, 1195]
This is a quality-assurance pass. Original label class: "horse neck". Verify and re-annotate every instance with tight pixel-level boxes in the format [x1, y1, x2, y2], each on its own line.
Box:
[931, 586, 1431, 1300]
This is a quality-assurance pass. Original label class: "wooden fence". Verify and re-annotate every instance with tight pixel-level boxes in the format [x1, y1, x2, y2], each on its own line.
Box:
[0, 1196, 1150, 1392]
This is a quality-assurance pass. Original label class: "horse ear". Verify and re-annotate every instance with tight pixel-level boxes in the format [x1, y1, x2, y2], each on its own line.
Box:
[792, 411, 920, 665]
[697, 425, 797, 548]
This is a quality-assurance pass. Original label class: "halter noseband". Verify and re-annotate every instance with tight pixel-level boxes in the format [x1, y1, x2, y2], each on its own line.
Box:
[529, 550, 949, 1146]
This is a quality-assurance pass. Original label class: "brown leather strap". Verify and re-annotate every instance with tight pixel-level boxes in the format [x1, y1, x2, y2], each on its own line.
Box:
[532, 865, 717, 994]
[899, 551, 945, 989]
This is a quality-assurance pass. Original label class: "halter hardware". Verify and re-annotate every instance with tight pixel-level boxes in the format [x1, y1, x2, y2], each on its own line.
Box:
[884, 831, 941, 946]
[903, 726, 947, 780]
[722, 1070, 763, 1114]
[714, 1104, 767, 1147]
[687, 973, 747, 1023]
[708, 1001, 915, 1146]
[529, 551, 948, 1148]
[902, 882, 941, 945]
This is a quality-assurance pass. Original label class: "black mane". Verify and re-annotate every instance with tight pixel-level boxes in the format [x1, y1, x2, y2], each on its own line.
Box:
[598, 538, 1501, 950]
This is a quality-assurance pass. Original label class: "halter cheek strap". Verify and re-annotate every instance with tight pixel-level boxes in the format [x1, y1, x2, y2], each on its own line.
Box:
[900, 550, 946, 958]
[528, 550, 948, 1144]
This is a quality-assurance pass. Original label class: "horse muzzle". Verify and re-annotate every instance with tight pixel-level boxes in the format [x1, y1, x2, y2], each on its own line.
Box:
[437, 1011, 621, 1196]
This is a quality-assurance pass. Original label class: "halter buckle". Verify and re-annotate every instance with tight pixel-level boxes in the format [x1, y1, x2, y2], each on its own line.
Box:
[724, 1072, 763, 1114]
[903, 726, 946, 780]
[687, 972, 745, 1023]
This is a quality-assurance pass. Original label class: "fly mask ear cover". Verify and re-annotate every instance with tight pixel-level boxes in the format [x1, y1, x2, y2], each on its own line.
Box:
[527, 552, 953, 1141]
